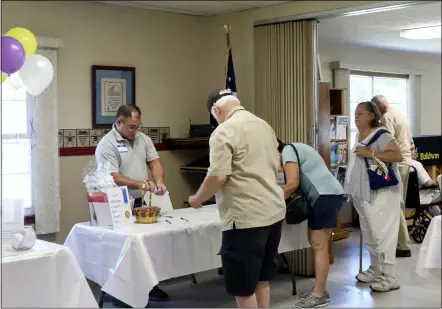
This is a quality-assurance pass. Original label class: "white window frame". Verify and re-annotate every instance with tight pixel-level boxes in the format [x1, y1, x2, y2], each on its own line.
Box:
[349, 71, 409, 148]
[1, 84, 35, 216]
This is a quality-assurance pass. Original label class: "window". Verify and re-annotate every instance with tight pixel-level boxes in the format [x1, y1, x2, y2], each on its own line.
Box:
[1, 82, 34, 216]
[349, 72, 408, 148]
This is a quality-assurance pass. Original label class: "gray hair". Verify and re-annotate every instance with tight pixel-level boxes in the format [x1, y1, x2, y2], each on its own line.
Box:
[357, 101, 382, 128]
[215, 95, 240, 108]
[371, 94, 388, 107]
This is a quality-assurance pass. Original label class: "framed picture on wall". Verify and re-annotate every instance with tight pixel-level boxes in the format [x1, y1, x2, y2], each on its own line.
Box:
[91, 65, 136, 128]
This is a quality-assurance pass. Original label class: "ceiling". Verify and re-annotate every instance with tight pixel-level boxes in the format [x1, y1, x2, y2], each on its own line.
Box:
[94, 1, 290, 16]
[318, 2, 441, 54]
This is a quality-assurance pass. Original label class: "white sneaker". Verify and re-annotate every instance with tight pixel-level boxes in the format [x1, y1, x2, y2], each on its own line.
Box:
[370, 275, 401, 292]
[356, 267, 379, 283]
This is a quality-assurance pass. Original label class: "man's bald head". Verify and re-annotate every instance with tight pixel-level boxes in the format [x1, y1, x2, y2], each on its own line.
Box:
[207, 88, 240, 124]
[371, 95, 389, 115]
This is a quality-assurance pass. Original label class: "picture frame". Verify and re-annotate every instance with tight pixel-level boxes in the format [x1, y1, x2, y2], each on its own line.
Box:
[91, 65, 136, 128]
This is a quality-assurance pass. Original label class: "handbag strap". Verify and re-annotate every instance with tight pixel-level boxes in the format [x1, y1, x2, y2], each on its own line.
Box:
[362, 129, 389, 169]
[364, 129, 389, 147]
[282, 144, 302, 188]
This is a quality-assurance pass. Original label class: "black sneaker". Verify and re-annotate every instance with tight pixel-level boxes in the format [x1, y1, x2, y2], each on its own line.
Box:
[149, 286, 169, 302]
[396, 249, 411, 258]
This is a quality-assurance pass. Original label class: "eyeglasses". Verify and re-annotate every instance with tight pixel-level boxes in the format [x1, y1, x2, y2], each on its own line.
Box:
[122, 121, 143, 131]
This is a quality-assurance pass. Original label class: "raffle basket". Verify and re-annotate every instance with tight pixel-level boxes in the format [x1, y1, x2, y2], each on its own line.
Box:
[134, 191, 161, 224]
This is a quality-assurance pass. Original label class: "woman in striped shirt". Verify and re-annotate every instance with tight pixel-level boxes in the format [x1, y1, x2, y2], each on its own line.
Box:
[345, 101, 403, 292]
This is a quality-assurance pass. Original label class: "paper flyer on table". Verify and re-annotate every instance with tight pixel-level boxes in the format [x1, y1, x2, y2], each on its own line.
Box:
[107, 186, 134, 229]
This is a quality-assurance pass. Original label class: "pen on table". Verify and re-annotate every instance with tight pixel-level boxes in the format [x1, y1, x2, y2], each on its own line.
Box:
[180, 217, 189, 222]
[165, 220, 171, 224]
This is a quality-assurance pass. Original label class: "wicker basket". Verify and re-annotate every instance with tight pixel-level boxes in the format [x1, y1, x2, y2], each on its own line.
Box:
[134, 206, 161, 224]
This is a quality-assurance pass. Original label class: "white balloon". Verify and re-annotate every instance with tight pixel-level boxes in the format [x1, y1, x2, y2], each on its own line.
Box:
[7, 72, 24, 90]
[18, 54, 54, 97]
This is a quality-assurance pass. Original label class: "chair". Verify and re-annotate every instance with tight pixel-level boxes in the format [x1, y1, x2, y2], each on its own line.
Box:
[405, 167, 442, 243]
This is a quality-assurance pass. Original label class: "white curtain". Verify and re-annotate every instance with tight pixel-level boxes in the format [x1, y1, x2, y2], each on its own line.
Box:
[31, 47, 61, 234]
[407, 75, 422, 136]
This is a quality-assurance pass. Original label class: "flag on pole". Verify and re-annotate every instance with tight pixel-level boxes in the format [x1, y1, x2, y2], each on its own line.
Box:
[224, 24, 237, 96]
[209, 25, 237, 127]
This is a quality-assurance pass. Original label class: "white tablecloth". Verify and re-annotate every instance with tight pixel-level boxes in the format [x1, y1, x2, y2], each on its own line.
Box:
[64, 204, 309, 308]
[416, 215, 441, 280]
[1, 240, 98, 308]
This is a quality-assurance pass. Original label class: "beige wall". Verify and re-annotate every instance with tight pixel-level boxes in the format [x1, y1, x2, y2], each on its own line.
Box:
[2, 1, 385, 243]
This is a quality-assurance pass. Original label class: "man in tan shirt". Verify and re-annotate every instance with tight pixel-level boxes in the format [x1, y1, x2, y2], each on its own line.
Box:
[188, 89, 286, 308]
[372, 95, 412, 258]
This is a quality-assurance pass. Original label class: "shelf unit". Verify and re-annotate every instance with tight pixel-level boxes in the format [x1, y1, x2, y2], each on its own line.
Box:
[318, 82, 350, 243]
[162, 137, 209, 150]
[162, 137, 214, 205]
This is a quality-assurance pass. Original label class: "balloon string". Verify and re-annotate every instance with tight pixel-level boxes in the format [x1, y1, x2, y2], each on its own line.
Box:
[29, 96, 37, 153]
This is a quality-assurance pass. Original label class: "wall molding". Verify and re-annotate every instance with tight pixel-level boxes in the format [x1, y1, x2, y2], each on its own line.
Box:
[254, 1, 429, 26]
[330, 60, 425, 76]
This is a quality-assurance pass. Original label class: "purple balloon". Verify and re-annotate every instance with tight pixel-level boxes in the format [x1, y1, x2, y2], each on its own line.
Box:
[1, 36, 26, 75]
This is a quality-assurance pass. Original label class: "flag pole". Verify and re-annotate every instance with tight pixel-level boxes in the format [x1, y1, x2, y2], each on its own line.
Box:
[223, 24, 231, 44]
[223, 24, 231, 83]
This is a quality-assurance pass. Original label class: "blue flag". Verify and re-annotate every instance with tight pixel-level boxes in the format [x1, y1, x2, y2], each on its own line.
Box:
[225, 44, 237, 95]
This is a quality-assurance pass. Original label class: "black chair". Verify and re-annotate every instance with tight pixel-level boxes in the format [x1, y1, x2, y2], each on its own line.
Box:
[405, 167, 442, 243]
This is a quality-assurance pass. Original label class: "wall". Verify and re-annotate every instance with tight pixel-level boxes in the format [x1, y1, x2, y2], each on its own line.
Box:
[319, 40, 442, 135]
[2, 1, 207, 243]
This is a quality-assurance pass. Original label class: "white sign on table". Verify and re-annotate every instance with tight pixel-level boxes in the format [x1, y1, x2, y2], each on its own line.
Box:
[144, 191, 174, 213]
[1, 199, 25, 244]
[106, 186, 134, 229]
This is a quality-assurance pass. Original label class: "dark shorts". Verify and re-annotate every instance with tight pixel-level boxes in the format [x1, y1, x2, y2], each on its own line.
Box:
[219, 220, 283, 297]
[308, 194, 345, 230]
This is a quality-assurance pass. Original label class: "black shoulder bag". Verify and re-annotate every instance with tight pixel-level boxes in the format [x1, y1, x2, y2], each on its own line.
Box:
[284, 144, 311, 225]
